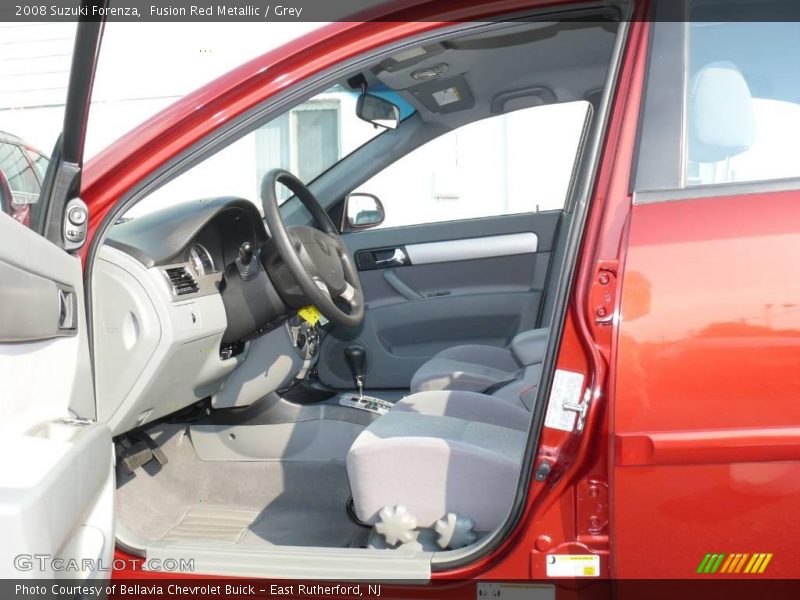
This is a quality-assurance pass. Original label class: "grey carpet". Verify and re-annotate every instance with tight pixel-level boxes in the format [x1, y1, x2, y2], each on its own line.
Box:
[116, 424, 367, 548]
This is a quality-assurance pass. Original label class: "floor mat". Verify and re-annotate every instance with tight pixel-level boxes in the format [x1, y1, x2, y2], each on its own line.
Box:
[162, 506, 259, 543]
[116, 424, 367, 548]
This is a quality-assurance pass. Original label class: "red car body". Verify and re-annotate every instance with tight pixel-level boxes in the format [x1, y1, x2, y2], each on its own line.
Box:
[71, 0, 800, 583]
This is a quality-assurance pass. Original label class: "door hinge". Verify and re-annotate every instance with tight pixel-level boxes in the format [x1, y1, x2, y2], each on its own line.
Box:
[588, 259, 619, 358]
[590, 259, 619, 325]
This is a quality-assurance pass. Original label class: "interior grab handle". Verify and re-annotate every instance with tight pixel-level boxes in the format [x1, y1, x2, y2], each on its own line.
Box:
[383, 269, 422, 301]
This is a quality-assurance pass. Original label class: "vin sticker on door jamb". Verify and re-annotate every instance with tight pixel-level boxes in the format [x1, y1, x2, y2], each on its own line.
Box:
[543, 369, 584, 432]
[546, 554, 600, 577]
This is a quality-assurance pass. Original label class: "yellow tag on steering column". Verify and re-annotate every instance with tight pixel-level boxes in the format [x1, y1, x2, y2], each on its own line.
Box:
[297, 305, 322, 326]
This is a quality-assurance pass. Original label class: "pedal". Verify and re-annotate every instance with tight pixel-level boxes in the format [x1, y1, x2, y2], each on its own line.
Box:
[130, 430, 169, 465]
[116, 431, 168, 475]
[116, 442, 153, 475]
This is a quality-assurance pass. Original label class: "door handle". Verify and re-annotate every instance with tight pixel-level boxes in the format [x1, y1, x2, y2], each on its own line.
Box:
[355, 246, 413, 270]
[375, 248, 408, 267]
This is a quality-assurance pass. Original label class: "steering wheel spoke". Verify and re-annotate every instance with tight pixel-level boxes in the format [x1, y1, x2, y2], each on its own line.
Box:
[339, 281, 357, 306]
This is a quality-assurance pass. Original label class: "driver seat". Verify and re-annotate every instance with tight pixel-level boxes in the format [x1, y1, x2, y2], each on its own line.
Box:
[409, 327, 549, 395]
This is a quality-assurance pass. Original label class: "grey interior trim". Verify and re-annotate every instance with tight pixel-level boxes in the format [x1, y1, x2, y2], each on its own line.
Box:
[191, 420, 364, 462]
[146, 542, 431, 580]
[203, 391, 378, 428]
[383, 269, 423, 300]
[346, 211, 560, 254]
[405, 232, 538, 265]
[0, 259, 68, 342]
[211, 324, 303, 409]
[633, 176, 800, 205]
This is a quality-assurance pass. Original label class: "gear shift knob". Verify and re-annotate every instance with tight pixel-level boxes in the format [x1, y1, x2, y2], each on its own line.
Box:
[344, 345, 367, 399]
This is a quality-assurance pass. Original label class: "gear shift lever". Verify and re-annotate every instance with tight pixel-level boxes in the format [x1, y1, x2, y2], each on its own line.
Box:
[344, 345, 366, 400]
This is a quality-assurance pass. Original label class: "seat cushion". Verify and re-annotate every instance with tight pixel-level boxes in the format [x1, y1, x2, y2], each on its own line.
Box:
[409, 344, 520, 394]
[347, 409, 526, 530]
[392, 390, 530, 430]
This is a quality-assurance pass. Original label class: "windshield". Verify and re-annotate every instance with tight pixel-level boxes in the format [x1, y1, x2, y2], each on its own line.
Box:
[125, 84, 415, 219]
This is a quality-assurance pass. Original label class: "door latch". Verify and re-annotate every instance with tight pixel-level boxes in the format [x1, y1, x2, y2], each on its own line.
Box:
[562, 388, 592, 433]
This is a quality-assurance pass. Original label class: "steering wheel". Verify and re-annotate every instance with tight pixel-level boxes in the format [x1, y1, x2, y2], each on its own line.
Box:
[260, 169, 365, 328]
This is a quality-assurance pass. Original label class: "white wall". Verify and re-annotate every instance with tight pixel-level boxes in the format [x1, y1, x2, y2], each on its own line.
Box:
[0, 22, 322, 158]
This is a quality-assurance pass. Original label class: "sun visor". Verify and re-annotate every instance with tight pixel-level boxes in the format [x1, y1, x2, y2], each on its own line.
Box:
[408, 75, 475, 114]
[490, 86, 556, 114]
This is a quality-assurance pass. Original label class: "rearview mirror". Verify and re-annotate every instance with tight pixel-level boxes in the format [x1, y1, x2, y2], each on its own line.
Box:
[345, 193, 385, 230]
[356, 93, 400, 130]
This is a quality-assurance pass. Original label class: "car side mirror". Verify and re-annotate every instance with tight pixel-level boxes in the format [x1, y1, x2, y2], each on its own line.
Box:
[356, 93, 400, 130]
[0, 167, 37, 228]
[344, 193, 385, 231]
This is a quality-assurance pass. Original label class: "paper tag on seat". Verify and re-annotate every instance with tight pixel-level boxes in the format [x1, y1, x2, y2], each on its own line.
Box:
[297, 305, 322, 325]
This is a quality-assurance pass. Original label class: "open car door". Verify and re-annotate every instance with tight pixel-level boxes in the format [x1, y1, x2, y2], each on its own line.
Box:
[0, 17, 112, 579]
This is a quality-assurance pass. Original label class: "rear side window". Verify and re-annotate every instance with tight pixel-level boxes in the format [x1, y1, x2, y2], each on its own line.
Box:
[686, 22, 800, 186]
[635, 10, 800, 194]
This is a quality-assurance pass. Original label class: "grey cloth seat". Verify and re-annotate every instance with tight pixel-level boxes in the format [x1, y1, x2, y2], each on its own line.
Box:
[346, 390, 529, 532]
[409, 327, 549, 394]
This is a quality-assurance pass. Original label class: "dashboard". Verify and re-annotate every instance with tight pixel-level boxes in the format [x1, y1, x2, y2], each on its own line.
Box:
[94, 197, 318, 436]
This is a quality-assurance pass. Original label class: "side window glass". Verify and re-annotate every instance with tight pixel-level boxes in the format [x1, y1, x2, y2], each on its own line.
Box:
[24, 149, 50, 181]
[128, 84, 407, 219]
[353, 100, 590, 229]
[0, 142, 42, 228]
[686, 22, 800, 186]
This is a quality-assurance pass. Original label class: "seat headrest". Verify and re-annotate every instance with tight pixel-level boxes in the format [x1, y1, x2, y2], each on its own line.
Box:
[688, 60, 756, 163]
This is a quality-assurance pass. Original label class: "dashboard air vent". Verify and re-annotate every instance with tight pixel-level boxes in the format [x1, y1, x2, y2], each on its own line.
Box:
[165, 267, 198, 296]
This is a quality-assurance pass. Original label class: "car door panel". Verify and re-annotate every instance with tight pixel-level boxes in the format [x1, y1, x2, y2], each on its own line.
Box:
[0, 18, 112, 578]
[0, 212, 114, 578]
[318, 211, 559, 389]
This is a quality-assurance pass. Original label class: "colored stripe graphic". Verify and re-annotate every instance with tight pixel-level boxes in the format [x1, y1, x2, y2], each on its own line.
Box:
[758, 554, 773, 573]
[744, 555, 760, 573]
[735, 554, 749, 573]
[719, 554, 735, 573]
[696, 554, 711, 573]
[703, 553, 773, 575]
[748, 554, 766, 573]
[710, 554, 725, 573]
